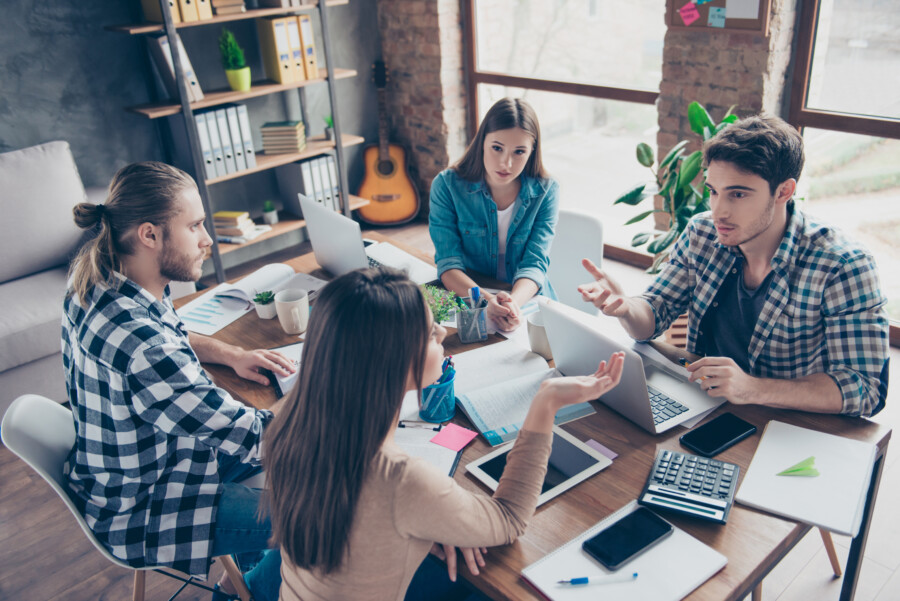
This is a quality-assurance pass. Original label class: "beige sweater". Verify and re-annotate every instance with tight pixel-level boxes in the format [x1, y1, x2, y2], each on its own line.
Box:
[279, 429, 553, 601]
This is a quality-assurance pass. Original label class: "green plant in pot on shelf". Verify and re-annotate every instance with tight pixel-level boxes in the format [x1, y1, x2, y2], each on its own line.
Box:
[323, 115, 335, 141]
[615, 101, 738, 273]
[219, 28, 250, 92]
[262, 199, 279, 225]
[253, 290, 277, 320]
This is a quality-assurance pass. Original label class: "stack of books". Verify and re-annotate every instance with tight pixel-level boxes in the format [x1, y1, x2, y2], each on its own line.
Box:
[212, 0, 245, 15]
[212, 211, 272, 244]
[261, 121, 307, 155]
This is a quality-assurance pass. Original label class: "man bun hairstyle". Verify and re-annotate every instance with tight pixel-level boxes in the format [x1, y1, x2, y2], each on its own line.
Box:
[703, 115, 804, 195]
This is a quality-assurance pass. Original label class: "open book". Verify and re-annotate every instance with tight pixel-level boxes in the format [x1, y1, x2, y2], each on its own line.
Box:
[453, 341, 596, 446]
[214, 263, 327, 303]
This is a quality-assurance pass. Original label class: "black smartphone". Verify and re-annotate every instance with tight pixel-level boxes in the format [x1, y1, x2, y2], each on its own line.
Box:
[680, 412, 757, 457]
[582, 507, 674, 570]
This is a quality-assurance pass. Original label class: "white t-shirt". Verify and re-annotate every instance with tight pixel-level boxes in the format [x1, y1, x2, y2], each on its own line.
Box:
[496, 203, 516, 281]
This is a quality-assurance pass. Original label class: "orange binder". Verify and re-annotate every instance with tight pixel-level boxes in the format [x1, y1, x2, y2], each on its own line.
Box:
[177, 0, 200, 22]
[257, 17, 295, 84]
[297, 14, 319, 79]
[141, 0, 182, 23]
[285, 17, 307, 83]
[196, 0, 213, 20]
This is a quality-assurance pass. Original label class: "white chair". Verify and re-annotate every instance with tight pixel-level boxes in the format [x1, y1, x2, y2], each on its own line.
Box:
[1, 394, 252, 601]
[548, 208, 604, 315]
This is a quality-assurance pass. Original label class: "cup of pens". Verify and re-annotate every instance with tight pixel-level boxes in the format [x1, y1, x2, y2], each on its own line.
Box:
[456, 287, 489, 344]
[420, 356, 456, 423]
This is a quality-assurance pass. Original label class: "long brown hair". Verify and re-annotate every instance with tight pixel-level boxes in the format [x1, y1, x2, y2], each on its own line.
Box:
[452, 97, 548, 182]
[265, 267, 430, 573]
[69, 161, 196, 302]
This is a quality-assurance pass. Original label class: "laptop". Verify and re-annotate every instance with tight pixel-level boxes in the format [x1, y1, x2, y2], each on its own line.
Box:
[298, 194, 438, 285]
[540, 300, 724, 434]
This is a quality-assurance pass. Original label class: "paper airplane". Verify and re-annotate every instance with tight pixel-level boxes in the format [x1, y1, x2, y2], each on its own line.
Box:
[777, 456, 820, 477]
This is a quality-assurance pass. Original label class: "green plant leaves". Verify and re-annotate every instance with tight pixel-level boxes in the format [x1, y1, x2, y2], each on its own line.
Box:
[677, 150, 703, 190]
[659, 140, 688, 171]
[646, 227, 681, 254]
[614, 183, 648, 206]
[688, 102, 715, 137]
[636, 142, 655, 167]
[631, 232, 652, 247]
[624, 209, 660, 225]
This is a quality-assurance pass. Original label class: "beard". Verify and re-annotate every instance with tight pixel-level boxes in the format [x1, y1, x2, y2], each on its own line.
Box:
[720, 195, 776, 247]
[159, 234, 203, 282]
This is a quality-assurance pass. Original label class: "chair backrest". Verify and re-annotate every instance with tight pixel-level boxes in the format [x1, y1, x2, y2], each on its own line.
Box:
[1, 394, 133, 569]
[548, 208, 603, 315]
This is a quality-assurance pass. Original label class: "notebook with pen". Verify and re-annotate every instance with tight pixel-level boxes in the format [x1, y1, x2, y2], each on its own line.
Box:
[521, 501, 726, 601]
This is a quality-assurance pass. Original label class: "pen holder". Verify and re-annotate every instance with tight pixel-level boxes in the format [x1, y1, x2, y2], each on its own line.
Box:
[420, 368, 456, 423]
[456, 297, 488, 343]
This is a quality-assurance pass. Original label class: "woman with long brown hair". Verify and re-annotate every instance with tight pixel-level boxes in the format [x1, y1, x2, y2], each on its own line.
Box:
[266, 267, 624, 600]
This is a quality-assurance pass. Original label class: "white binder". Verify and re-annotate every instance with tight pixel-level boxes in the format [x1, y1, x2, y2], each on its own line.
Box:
[317, 156, 334, 211]
[235, 104, 257, 168]
[326, 155, 342, 212]
[309, 157, 325, 206]
[193, 113, 216, 181]
[225, 106, 247, 171]
[203, 110, 227, 178]
[215, 108, 237, 174]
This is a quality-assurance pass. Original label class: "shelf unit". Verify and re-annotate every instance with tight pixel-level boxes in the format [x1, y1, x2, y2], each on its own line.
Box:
[110, 0, 362, 283]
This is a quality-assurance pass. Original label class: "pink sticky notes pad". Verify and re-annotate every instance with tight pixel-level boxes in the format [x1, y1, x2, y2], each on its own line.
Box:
[430, 423, 478, 452]
[679, 1, 701, 26]
[586, 439, 618, 461]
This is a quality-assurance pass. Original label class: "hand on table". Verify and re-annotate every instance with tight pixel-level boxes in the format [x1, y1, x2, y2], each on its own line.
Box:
[430, 543, 488, 582]
[686, 356, 756, 404]
[487, 291, 522, 332]
[230, 348, 296, 386]
[577, 259, 629, 317]
[539, 352, 625, 407]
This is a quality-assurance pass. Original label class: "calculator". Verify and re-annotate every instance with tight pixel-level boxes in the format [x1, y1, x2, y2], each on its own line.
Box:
[638, 449, 739, 524]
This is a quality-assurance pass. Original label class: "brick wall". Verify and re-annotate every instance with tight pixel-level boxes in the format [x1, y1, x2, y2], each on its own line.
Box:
[376, 0, 467, 218]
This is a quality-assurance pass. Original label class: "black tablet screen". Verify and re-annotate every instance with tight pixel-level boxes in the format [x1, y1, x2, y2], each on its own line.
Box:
[478, 432, 600, 493]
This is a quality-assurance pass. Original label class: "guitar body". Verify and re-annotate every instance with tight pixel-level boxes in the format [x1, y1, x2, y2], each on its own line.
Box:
[357, 143, 420, 225]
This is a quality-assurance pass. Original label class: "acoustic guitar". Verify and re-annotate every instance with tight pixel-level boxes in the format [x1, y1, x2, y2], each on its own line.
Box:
[357, 61, 420, 225]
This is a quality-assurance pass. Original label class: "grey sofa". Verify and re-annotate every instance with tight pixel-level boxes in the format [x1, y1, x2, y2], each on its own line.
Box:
[0, 141, 106, 418]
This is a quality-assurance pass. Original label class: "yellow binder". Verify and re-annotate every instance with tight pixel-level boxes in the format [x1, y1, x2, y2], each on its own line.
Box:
[285, 17, 307, 83]
[257, 17, 295, 84]
[141, 0, 182, 23]
[177, 0, 200, 22]
[196, 0, 213, 20]
[297, 14, 319, 80]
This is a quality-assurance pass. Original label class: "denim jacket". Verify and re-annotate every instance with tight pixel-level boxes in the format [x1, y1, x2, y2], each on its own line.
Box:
[428, 169, 559, 295]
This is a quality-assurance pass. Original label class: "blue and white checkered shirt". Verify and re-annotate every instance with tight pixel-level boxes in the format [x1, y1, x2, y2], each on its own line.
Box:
[62, 273, 272, 577]
[639, 205, 889, 417]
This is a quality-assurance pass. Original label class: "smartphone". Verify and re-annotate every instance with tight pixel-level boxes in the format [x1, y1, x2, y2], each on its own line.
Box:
[582, 507, 674, 570]
[680, 412, 757, 457]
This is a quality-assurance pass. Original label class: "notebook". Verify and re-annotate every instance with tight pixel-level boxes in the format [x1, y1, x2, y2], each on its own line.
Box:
[735, 420, 877, 537]
[521, 501, 727, 601]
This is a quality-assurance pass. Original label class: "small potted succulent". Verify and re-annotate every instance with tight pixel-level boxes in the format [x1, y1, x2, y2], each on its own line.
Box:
[261, 199, 279, 225]
[253, 290, 277, 319]
[323, 115, 335, 141]
[219, 29, 250, 92]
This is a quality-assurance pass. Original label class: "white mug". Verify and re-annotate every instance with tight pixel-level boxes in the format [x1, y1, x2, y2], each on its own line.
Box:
[274, 289, 309, 335]
[527, 312, 552, 361]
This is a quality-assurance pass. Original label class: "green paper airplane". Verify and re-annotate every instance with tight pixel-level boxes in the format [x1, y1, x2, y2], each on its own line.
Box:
[776, 456, 820, 477]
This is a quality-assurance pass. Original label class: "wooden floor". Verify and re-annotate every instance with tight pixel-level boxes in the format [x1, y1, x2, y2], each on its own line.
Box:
[3, 220, 898, 601]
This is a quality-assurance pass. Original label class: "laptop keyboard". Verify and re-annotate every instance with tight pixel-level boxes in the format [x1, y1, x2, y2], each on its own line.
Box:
[367, 256, 384, 269]
[648, 385, 690, 425]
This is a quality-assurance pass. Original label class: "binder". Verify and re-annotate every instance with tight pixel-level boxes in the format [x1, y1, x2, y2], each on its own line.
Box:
[196, 0, 213, 20]
[225, 106, 248, 171]
[316, 156, 333, 210]
[149, 34, 203, 102]
[177, 0, 200, 22]
[297, 14, 319, 79]
[257, 17, 294, 84]
[141, 0, 182, 23]
[235, 104, 257, 169]
[520, 501, 727, 601]
[309, 157, 326, 206]
[174, 34, 204, 102]
[326, 155, 342, 212]
[300, 160, 315, 202]
[194, 113, 217, 181]
[215, 108, 238, 174]
[203, 110, 227, 178]
[285, 17, 307, 83]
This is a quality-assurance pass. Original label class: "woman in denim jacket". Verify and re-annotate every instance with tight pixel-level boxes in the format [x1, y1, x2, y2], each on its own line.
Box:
[429, 98, 559, 332]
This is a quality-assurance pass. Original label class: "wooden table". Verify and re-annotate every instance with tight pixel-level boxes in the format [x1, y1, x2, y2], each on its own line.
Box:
[176, 233, 891, 601]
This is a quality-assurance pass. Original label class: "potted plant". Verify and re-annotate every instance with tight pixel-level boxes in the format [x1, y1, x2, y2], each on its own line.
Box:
[219, 29, 250, 92]
[323, 115, 335, 141]
[262, 199, 279, 225]
[253, 290, 277, 319]
[615, 101, 737, 273]
[422, 284, 459, 325]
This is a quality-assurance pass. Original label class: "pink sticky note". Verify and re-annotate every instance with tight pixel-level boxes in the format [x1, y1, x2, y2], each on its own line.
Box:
[430, 423, 478, 452]
[679, 1, 701, 26]
[586, 439, 618, 461]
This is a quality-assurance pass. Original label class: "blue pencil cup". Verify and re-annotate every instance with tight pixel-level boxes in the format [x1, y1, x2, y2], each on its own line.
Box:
[420, 370, 456, 423]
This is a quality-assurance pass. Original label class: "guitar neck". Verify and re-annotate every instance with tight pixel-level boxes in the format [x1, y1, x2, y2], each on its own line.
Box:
[377, 88, 390, 161]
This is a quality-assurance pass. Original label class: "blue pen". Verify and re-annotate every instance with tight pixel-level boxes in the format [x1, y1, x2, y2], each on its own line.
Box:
[469, 286, 480, 307]
[557, 572, 638, 586]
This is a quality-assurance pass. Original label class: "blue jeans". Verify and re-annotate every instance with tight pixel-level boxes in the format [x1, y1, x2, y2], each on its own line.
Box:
[404, 555, 489, 601]
[212, 455, 281, 601]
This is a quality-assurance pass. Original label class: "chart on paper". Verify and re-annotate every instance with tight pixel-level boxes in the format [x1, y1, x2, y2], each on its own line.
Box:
[176, 284, 253, 335]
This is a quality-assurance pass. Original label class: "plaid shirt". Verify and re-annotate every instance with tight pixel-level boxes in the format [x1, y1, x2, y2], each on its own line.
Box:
[62, 273, 272, 577]
[640, 205, 889, 417]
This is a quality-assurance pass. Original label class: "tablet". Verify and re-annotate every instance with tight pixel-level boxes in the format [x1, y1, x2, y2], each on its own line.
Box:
[466, 426, 612, 506]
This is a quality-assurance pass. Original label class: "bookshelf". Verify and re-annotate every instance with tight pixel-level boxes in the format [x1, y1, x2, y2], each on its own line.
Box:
[112, 0, 361, 283]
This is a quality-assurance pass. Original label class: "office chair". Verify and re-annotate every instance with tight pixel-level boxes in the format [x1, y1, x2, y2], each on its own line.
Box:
[1, 394, 252, 601]
[547, 207, 603, 316]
